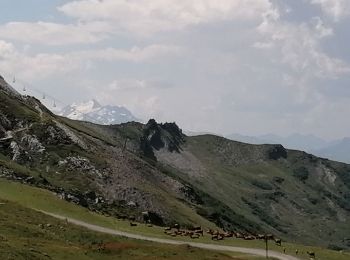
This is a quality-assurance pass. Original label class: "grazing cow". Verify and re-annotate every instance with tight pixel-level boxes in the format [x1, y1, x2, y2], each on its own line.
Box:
[307, 251, 316, 259]
[206, 229, 214, 235]
[257, 234, 266, 240]
[191, 226, 202, 231]
[164, 227, 172, 231]
[244, 235, 255, 241]
[212, 234, 224, 241]
[223, 232, 233, 238]
[295, 249, 299, 255]
[235, 232, 244, 239]
[275, 238, 282, 246]
[191, 234, 200, 239]
[130, 222, 137, 227]
[194, 230, 204, 236]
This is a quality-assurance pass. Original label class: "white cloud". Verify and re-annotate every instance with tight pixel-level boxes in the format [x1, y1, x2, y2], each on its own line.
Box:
[0, 40, 80, 80]
[0, 40, 181, 81]
[0, 21, 111, 45]
[310, 0, 350, 21]
[108, 78, 172, 91]
[59, 0, 276, 35]
[256, 14, 350, 79]
[253, 41, 274, 49]
[73, 44, 183, 63]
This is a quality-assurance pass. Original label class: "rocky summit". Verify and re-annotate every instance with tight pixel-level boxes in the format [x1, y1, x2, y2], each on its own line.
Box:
[59, 99, 139, 125]
[1, 76, 350, 250]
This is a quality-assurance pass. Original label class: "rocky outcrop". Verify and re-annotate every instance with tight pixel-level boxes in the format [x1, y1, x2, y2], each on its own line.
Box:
[0, 114, 12, 138]
[268, 145, 287, 160]
[140, 119, 185, 160]
[58, 156, 102, 177]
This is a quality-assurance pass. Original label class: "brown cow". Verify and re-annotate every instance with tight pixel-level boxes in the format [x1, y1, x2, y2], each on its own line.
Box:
[307, 251, 316, 259]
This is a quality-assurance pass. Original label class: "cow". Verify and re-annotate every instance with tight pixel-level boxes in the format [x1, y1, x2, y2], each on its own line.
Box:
[257, 234, 266, 240]
[275, 238, 282, 246]
[244, 235, 255, 240]
[173, 223, 180, 230]
[307, 251, 316, 259]
[191, 234, 200, 239]
[194, 230, 204, 236]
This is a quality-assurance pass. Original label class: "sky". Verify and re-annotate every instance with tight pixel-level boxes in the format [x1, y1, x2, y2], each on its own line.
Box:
[0, 0, 350, 140]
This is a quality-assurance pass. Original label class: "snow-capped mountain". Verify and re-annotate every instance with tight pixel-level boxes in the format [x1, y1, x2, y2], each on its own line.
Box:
[59, 100, 139, 125]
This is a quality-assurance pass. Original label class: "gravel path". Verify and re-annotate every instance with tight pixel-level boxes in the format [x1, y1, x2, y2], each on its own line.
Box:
[43, 211, 300, 260]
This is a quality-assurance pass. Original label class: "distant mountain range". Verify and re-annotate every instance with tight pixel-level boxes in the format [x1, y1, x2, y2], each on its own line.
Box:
[58, 99, 139, 125]
[315, 137, 350, 164]
[227, 133, 350, 163]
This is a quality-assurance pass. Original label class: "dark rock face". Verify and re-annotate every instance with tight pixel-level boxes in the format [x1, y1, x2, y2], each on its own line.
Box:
[140, 119, 185, 160]
[268, 145, 287, 160]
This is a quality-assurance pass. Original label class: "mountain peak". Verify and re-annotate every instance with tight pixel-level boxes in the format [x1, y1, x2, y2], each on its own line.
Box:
[71, 99, 101, 112]
[59, 100, 139, 125]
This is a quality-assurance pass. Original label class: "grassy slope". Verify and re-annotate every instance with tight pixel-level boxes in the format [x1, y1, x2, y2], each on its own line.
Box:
[1, 86, 350, 252]
[0, 89, 216, 229]
[0, 178, 348, 260]
[177, 135, 350, 249]
[0, 199, 249, 260]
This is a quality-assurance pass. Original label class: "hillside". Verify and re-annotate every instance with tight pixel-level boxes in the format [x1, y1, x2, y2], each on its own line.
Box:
[0, 199, 241, 260]
[227, 133, 350, 164]
[0, 76, 350, 250]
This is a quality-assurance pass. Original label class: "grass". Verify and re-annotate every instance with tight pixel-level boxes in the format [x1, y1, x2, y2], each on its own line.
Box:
[0, 178, 349, 260]
[182, 135, 350, 249]
[0, 199, 255, 260]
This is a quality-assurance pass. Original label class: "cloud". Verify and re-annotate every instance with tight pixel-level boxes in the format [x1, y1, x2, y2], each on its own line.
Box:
[256, 14, 350, 79]
[253, 41, 274, 49]
[0, 21, 111, 45]
[108, 78, 172, 91]
[59, 0, 277, 35]
[0, 40, 181, 81]
[310, 0, 350, 21]
[0, 40, 80, 80]
[73, 44, 183, 63]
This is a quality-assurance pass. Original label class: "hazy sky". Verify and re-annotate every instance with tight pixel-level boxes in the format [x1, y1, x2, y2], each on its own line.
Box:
[0, 0, 350, 139]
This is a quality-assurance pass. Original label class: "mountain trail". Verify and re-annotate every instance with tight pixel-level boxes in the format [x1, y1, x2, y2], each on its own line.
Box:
[41, 211, 300, 260]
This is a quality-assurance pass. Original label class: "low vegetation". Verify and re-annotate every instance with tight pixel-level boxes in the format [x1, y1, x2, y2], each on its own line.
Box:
[0, 178, 349, 260]
[0, 199, 248, 260]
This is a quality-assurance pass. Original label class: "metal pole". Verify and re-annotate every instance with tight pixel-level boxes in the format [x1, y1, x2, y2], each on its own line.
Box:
[265, 236, 269, 259]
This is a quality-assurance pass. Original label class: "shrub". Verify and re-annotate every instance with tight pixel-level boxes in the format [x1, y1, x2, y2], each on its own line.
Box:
[251, 180, 273, 190]
[272, 176, 285, 184]
[292, 167, 309, 181]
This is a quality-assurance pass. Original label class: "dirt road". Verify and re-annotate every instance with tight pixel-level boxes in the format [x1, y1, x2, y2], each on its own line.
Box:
[43, 212, 300, 260]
